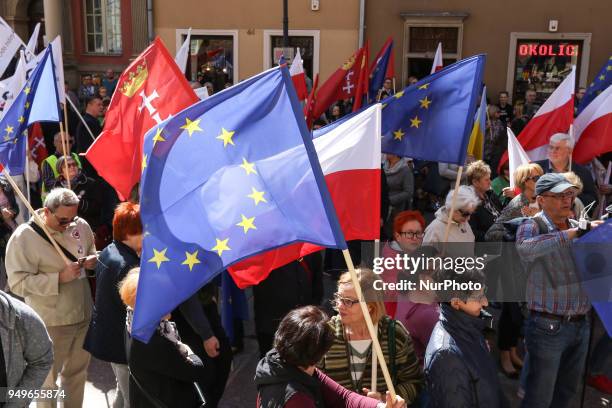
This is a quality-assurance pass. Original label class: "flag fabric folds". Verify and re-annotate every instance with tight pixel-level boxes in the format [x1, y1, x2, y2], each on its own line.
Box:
[85, 38, 198, 200]
[175, 28, 192, 74]
[467, 86, 487, 160]
[304, 73, 319, 129]
[0, 17, 24, 78]
[290, 48, 308, 101]
[133, 66, 347, 341]
[229, 104, 381, 288]
[381, 54, 486, 165]
[352, 41, 369, 112]
[573, 85, 612, 164]
[369, 37, 394, 102]
[0, 46, 60, 174]
[577, 56, 612, 115]
[506, 127, 531, 189]
[431, 42, 443, 74]
[572, 219, 612, 337]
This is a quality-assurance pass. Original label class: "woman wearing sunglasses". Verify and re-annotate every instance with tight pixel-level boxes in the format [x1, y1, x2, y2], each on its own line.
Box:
[423, 185, 480, 256]
[319, 269, 423, 405]
[466, 161, 504, 242]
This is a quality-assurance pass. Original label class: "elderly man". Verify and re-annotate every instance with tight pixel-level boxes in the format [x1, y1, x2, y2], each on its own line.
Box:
[6, 188, 97, 408]
[535, 132, 598, 214]
[516, 173, 602, 408]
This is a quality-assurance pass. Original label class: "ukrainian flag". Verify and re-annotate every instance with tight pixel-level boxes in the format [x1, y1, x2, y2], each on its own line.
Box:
[467, 86, 487, 160]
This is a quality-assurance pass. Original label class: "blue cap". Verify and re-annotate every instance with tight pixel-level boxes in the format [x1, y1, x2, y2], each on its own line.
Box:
[535, 173, 578, 196]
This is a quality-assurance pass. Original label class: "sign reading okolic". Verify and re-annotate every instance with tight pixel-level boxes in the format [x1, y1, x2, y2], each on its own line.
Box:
[518, 42, 579, 57]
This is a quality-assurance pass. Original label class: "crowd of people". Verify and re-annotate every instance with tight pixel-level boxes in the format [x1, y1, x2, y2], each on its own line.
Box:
[0, 67, 610, 408]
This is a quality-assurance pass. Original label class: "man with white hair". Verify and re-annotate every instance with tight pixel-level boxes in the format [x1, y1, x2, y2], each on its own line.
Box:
[535, 132, 597, 214]
[5, 188, 97, 408]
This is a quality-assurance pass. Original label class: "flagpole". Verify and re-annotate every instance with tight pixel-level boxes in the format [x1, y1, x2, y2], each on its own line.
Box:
[341, 249, 397, 401]
[65, 95, 96, 142]
[2, 168, 70, 265]
[25, 140, 31, 204]
[442, 166, 464, 254]
[59, 122, 71, 190]
[569, 124, 574, 172]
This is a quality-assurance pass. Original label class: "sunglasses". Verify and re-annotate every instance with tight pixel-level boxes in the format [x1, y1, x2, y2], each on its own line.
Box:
[51, 212, 77, 226]
[458, 209, 474, 218]
[525, 175, 540, 182]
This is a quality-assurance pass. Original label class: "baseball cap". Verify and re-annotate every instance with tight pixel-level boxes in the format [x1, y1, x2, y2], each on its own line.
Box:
[535, 173, 578, 196]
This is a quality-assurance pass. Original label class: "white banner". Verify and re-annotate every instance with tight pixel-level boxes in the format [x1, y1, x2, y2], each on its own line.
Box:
[0, 16, 24, 78]
[0, 50, 26, 120]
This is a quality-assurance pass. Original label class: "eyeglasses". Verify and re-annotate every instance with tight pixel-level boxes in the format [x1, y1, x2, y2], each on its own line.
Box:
[541, 192, 577, 200]
[399, 230, 424, 239]
[51, 212, 77, 226]
[525, 175, 540, 182]
[458, 209, 474, 218]
[331, 293, 360, 309]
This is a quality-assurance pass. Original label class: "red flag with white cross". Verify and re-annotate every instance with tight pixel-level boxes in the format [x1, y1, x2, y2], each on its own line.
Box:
[28, 123, 48, 166]
[85, 37, 198, 199]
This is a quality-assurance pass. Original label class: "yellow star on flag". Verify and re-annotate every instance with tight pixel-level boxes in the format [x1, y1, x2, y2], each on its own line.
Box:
[4, 125, 13, 135]
[152, 127, 166, 147]
[393, 129, 405, 141]
[182, 250, 201, 271]
[410, 116, 422, 128]
[17, 116, 24, 124]
[3, 135, 9, 142]
[418, 83, 430, 90]
[394, 90, 404, 99]
[381, 103, 387, 109]
[24, 102, 30, 109]
[24, 87, 31, 95]
[148, 248, 170, 269]
[607, 65, 612, 71]
[236, 214, 257, 233]
[247, 187, 267, 205]
[419, 96, 432, 109]
[141, 154, 147, 172]
[212, 238, 231, 256]
[240, 157, 257, 175]
[180, 118, 202, 137]
[599, 74, 606, 81]
[216, 128, 236, 147]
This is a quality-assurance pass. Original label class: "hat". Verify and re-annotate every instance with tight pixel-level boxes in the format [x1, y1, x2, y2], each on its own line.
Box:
[535, 173, 578, 196]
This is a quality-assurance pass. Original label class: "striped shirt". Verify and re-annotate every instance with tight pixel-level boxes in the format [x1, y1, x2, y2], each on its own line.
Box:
[318, 315, 423, 404]
[515, 211, 590, 316]
[348, 339, 371, 383]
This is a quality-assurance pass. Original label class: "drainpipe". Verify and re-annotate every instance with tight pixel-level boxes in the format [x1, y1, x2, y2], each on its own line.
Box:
[358, 0, 365, 47]
[147, 0, 154, 43]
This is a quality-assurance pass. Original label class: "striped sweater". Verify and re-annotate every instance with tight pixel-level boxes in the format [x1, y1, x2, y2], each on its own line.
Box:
[318, 315, 424, 403]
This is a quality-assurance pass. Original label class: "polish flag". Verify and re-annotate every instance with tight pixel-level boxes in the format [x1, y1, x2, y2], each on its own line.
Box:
[507, 127, 531, 188]
[431, 42, 443, 74]
[228, 104, 382, 288]
[501, 67, 575, 165]
[573, 85, 612, 164]
[290, 48, 308, 101]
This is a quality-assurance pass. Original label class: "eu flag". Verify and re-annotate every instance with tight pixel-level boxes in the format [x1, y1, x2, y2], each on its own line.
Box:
[577, 56, 612, 115]
[381, 55, 486, 165]
[134, 66, 347, 342]
[573, 219, 612, 337]
[0, 46, 60, 174]
[369, 38, 394, 103]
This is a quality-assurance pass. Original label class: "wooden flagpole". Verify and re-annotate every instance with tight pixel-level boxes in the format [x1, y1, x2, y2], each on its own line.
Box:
[342, 249, 397, 401]
[59, 122, 71, 189]
[442, 166, 464, 255]
[2, 169, 70, 265]
[65, 96, 96, 142]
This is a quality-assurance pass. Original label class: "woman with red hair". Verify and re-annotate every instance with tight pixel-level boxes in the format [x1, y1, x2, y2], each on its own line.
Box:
[84, 202, 143, 408]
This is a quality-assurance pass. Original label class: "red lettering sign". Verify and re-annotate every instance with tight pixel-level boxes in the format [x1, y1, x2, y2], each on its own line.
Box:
[518, 43, 579, 57]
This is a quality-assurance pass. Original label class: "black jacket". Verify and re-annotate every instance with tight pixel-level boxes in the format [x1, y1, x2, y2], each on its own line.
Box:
[425, 304, 507, 408]
[127, 319, 211, 408]
[469, 189, 503, 242]
[535, 160, 598, 214]
[83, 241, 139, 363]
[54, 173, 103, 229]
[0, 178, 18, 255]
[75, 112, 102, 179]
[255, 349, 324, 408]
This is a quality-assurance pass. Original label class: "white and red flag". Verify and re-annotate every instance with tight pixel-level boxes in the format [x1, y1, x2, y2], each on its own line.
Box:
[290, 48, 308, 101]
[228, 104, 382, 288]
[431, 42, 443, 74]
[506, 127, 531, 188]
[573, 85, 612, 164]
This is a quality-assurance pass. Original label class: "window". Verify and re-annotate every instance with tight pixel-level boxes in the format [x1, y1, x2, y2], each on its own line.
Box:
[269, 36, 315, 77]
[186, 35, 235, 92]
[84, 0, 122, 54]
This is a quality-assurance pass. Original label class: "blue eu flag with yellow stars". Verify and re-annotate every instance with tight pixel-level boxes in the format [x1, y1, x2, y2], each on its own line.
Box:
[133, 65, 347, 342]
[577, 56, 612, 115]
[0, 46, 60, 174]
[381, 54, 486, 165]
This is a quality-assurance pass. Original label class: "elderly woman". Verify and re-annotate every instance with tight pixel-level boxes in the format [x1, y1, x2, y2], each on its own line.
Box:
[466, 160, 503, 242]
[84, 202, 143, 408]
[120, 269, 210, 408]
[255, 305, 406, 407]
[423, 186, 479, 256]
[319, 269, 423, 405]
[425, 268, 507, 407]
[53, 155, 103, 234]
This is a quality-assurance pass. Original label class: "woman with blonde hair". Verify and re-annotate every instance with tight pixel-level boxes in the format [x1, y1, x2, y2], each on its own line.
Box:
[319, 268, 423, 405]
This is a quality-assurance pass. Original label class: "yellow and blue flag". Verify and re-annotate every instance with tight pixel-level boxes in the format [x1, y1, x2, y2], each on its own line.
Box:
[381, 55, 486, 165]
[0, 46, 60, 174]
[577, 56, 611, 115]
[467, 86, 487, 160]
[133, 66, 347, 342]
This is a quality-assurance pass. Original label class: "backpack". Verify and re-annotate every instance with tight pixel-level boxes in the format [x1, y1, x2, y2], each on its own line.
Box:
[501, 216, 548, 242]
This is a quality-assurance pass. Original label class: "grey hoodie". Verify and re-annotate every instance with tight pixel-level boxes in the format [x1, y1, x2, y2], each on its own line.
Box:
[0, 291, 53, 407]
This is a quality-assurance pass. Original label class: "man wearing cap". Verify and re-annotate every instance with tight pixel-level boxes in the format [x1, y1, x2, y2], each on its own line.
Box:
[535, 132, 598, 213]
[516, 173, 602, 408]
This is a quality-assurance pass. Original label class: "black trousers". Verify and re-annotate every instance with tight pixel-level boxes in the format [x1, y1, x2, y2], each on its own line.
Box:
[498, 302, 524, 351]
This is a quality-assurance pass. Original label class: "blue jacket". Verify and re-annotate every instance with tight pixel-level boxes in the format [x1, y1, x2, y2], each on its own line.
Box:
[83, 241, 139, 363]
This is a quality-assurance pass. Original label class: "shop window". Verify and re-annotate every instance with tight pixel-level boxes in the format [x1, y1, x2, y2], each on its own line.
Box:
[512, 39, 582, 104]
[269, 36, 315, 78]
[186, 35, 234, 93]
[83, 0, 122, 54]
[404, 25, 462, 82]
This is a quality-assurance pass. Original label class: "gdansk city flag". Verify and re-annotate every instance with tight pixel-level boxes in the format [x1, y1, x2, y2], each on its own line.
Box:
[85, 37, 198, 199]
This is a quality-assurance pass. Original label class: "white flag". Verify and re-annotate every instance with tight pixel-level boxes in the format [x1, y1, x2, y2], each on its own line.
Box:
[430, 42, 443, 74]
[26, 22, 40, 55]
[175, 28, 192, 74]
[0, 50, 27, 120]
[507, 127, 531, 188]
[50, 36, 66, 103]
[0, 16, 25, 78]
